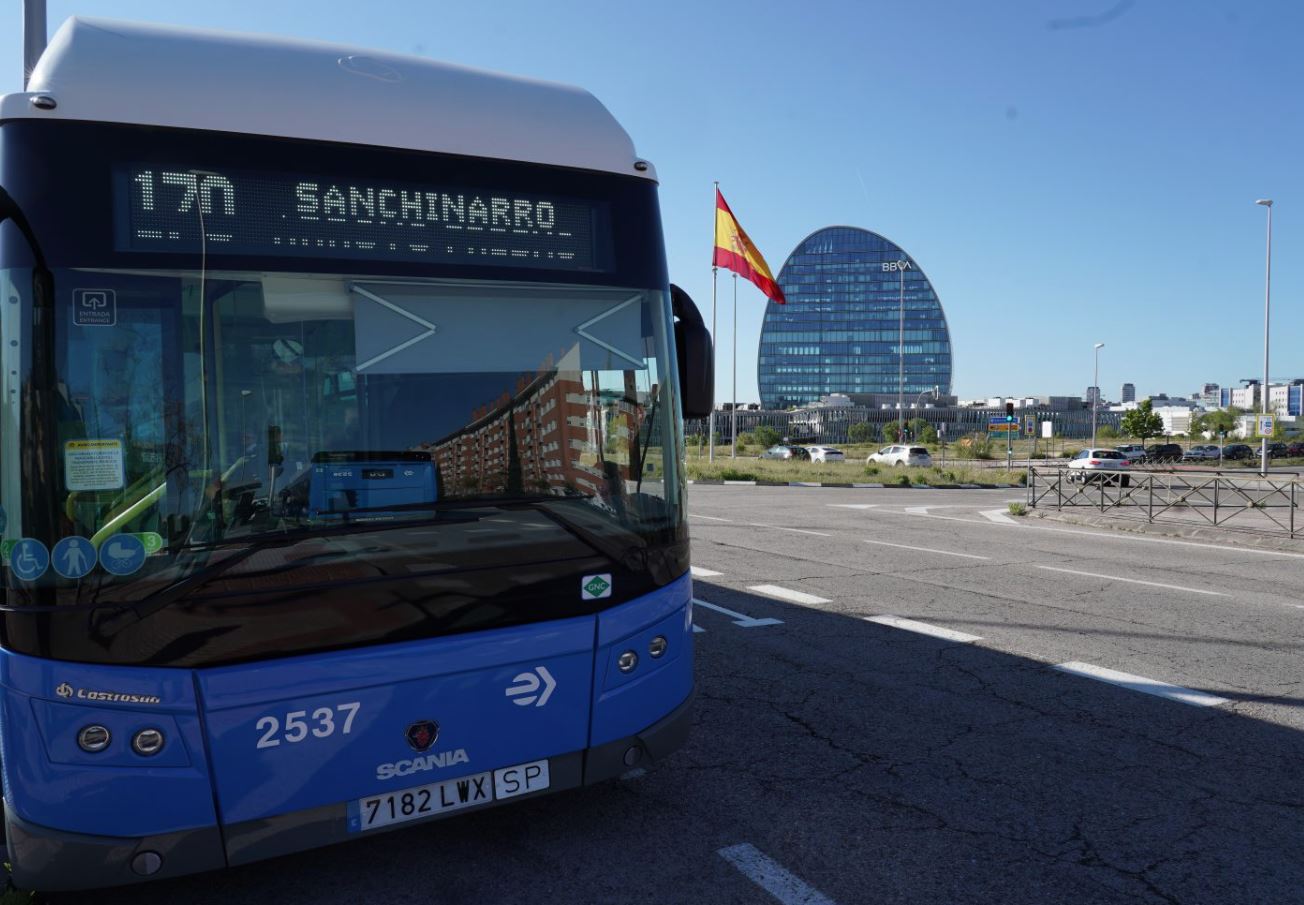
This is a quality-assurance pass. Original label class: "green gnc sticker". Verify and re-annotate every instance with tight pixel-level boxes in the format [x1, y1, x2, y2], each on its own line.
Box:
[582, 574, 612, 600]
[134, 532, 165, 555]
[0, 539, 15, 562]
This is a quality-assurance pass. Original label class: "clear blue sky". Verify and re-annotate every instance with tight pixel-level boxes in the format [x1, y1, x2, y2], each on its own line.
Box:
[5, 0, 1300, 404]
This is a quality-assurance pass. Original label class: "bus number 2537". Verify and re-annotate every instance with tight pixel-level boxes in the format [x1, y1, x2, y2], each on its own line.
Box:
[255, 702, 361, 749]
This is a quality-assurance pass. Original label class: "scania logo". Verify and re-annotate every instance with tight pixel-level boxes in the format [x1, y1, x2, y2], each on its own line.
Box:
[405, 720, 439, 753]
[56, 683, 73, 698]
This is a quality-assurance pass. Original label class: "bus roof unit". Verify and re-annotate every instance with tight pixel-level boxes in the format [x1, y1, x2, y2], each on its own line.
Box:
[3, 17, 655, 180]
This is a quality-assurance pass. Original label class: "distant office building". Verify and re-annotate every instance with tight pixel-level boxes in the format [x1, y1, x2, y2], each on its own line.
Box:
[1085, 386, 1101, 407]
[1230, 383, 1260, 410]
[757, 226, 951, 410]
[1267, 381, 1304, 418]
[1198, 383, 1220, 407]
[1120, 382, 1135, 403]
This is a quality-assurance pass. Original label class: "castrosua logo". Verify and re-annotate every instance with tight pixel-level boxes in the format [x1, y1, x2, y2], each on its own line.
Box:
[53, 683, 161, 705]
[581, 573, 612, 600]
[56, 683, 73, 698]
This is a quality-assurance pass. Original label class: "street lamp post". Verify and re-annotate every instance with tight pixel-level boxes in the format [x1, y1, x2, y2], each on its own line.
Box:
[1091, 343, 1104, 447]
[1256, 199, 1273, 476]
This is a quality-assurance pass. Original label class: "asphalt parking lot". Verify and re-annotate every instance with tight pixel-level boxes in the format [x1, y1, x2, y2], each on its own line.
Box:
[59, 485, 1304, 905]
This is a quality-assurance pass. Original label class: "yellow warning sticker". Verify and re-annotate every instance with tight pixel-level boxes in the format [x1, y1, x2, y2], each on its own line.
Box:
[64, 439, 125, 492]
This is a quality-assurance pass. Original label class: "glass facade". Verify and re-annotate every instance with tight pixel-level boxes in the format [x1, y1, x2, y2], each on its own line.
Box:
[757, 226, 952, 410]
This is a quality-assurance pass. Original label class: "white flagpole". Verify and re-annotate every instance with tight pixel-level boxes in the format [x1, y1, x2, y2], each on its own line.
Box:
[731, 272, 738, 459]
[709, 265, 718, 461]
[709, 182, 719, 462]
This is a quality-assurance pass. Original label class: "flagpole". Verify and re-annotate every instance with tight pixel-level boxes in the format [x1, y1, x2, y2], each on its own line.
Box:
[709, 181, 719, 463]
[731, 272, 738, 459]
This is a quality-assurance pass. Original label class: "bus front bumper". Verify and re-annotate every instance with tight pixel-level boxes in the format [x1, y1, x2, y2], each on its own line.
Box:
[5, 688, 694, 891]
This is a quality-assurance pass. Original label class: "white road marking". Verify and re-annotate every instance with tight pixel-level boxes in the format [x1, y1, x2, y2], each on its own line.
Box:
[746, 585, 831, 606]
[717, 843, 837, 905]
[692, 597, 783, 628]
[861, 538, 990, 560]
[897, 506, 1304, 558]
[1053, 662, 1229, 707]
[827, 503, 878, 509]
[688, 514, 732, 522]
[1035, 565, 1229, 597]
[620, 767, 647, 780]
[748, 523, 833, 537]
[865, 615, 983, 643]
[691, 566, 723, 577]
[980, 508, 1019, 525]
[693, 624, 706, 633]
[904, 506, 931, 516]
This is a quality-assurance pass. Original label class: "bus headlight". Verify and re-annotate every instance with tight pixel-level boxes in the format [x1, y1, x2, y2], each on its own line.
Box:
[617, 650, 638, 673]
[648, 636, 668, 658]
[132, 728, 166, 756]
[77, 725, 111, 753]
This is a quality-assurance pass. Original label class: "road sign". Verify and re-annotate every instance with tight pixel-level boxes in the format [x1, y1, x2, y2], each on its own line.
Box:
[1023, 415, 1035, 437]
[1258, 415, 1275, 437]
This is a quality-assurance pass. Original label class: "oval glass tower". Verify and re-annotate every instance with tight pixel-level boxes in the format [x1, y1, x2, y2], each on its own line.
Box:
[757, 226, 952, 411]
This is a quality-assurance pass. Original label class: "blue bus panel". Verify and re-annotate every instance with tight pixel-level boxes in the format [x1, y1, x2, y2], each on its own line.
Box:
[0, 574, 694, 890]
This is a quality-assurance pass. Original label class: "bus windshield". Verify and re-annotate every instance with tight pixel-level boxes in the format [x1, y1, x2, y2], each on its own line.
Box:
[0, 265, 684, 665]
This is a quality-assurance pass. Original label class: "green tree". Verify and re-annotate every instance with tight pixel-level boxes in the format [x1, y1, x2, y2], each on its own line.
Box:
[1190, 408, 1237, 439]
[752, 424, 782, 448]
[847, 422, 875, 444]
[906, 418, 938, 444]
[882, 420, 902, 443]
[1120, 399, 1164, 447]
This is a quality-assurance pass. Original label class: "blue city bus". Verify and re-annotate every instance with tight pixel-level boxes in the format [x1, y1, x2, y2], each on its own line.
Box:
[0, 16, 712, 890]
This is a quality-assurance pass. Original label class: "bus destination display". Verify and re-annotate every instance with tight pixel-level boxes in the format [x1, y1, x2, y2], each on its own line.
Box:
[116, 167, 609, 272]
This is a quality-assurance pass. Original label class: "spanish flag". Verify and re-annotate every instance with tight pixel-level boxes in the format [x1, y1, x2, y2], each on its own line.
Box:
[713, 189, 785, 304]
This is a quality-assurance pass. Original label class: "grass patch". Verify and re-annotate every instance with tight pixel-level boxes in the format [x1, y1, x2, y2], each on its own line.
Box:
[686, 457, 1025, 486]
[1007, 502, 1028, 516]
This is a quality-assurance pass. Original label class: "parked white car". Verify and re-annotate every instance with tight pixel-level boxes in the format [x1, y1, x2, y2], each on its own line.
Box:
[1067, 448, 1131, 485]
[806, 446, 846, 463]
[867, 445, 932, 468]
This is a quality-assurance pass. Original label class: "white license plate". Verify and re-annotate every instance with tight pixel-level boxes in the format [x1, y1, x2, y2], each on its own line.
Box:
[353, 759, 550, 832]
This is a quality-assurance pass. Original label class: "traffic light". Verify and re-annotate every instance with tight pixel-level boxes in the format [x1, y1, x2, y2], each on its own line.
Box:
[1005, 401, 1016, 423]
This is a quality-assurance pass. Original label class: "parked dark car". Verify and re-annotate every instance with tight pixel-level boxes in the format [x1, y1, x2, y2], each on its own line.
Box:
[1221, 444, 1253, 460]
[759, 444, 811, 461]
[1286, 442, 1304, 457]
[1144, 443, 1184, 464]
[1267, 442, 1289, 459]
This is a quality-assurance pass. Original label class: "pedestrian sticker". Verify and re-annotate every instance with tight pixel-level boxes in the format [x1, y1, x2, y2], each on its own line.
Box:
[99, 534, 145, 577]
[10, 539, 50, 582]
[52, 536, 96, 580]
[73, 289, 116, 326]
[581, 573, 612, 600]
[65, 439, 125, 491]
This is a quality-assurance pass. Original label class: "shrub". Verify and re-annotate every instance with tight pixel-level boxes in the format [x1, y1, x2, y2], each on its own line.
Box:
[953, 433, 994, 460]
[719, 468, 757, 481]
[892, 473, 911, 487]
[1007, 502, 1028, 516]
[847, 422, 875, 444]
[863, 464, 880, 477]
[752, 425, 782, 448]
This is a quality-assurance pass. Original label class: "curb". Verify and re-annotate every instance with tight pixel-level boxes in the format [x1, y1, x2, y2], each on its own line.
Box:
[688, 480, 1014, 490]
[1028, 508, 1304, 553]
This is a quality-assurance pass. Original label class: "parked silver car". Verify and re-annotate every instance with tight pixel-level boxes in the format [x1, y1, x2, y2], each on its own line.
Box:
[806, 446, 846, 463]
[867, 445, 932, 468]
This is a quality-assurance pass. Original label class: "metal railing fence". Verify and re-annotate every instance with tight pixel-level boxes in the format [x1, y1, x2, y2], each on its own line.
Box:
[1026, 465, 1300, 538]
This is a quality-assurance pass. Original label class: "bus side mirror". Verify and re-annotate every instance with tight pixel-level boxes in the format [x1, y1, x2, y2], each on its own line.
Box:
[670, 284, 713, 420]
